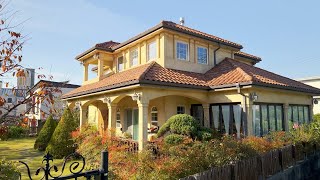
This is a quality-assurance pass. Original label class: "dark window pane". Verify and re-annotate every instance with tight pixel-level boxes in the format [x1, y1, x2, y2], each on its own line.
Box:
[304, 106, 309, 124]
[212, 106, 220, 130]
[298, 106, 304, 124]
[269, 106, 276, 132]
[253, 105, 261, 136]
[292, 106, 298, 125]
[261, 105, 268, 135]
[276, 106, 283, 131]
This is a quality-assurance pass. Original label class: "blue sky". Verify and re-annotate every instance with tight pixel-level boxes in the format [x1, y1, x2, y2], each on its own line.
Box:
[7, 0, 320, 86]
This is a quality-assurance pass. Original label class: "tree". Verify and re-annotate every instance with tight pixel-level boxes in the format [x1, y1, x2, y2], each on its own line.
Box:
[0, 1, 61, 124]
[46, 108, 78, 158]
[34, 115, 57, 151]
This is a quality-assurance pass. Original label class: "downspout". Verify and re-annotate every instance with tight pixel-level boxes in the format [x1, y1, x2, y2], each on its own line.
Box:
[213, 43, 221, 66]
[236, 83, 248, 137]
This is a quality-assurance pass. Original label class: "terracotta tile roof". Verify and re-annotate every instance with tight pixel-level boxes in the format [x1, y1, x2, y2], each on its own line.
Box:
[76, 21, 243, 59]
[96, 41, 120, 50]
[160, 21, 242, 49]
[63, 59, 320, 99]
[62, 63, 153, 98]
[234, 51, 262, 62]
[142, 63, 207, 87]
[206, 58, 320, 93]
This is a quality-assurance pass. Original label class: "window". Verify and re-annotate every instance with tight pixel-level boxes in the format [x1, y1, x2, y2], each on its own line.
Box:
[116, 108, 121, 128]
[197, 47, 208, 64]
[253, 104, 284, 137]
[211, 104, 243, 138]
[7, 98, 12, 103]
[130, 49, 138, 67]
[117, 56, 124, 71]
[151, 107, 158, 127]
[288, 105, 310, 127]
[177, 106, 185, 114]
[147, 41, 157, 61]
[176, 42, 188, 60]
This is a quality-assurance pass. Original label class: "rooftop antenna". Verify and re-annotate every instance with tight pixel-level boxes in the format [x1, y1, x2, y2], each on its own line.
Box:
[179, 17, 185, 26]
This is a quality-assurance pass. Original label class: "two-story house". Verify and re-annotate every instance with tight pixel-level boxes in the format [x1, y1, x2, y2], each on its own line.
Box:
[62, 20, 320, 150]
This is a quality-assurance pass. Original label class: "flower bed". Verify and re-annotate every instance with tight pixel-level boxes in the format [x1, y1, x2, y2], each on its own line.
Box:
[71, 114, 320, 180]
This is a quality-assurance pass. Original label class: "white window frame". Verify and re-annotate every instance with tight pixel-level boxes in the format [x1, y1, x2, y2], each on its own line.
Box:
[117, 56, 124, 72]
[176, 41, 189, 61]
[177, 105, 186, 114]
[147, 41, 157, 61]
[197, 46, 208, 64]
[130, 48, 138, 67]
[116, 108, 121, 128]
[151, 106, 158, 127]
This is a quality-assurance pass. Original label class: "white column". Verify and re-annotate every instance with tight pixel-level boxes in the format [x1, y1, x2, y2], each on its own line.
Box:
[202, 104, 210, 128]
[138, 102, 149, 151]
[107, 103, 117, 131]
[79, 105, 88, 129]
[83, 64, 88, 82]
[98, 59, 104, 78]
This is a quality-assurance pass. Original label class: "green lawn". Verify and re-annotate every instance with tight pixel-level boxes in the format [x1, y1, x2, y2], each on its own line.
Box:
[0, 138, 84, 180]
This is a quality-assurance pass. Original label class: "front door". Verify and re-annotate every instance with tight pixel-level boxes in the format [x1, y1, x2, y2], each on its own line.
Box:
[126, 108, 139, 141]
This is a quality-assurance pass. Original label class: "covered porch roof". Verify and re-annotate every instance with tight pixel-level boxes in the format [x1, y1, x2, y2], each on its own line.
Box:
[62, 58, 320, 99]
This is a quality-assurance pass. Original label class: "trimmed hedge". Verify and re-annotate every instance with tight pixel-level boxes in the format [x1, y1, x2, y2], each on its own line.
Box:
[46, 108, 78, 158]
[157, 114, 199, 138]
[164, 134, 185, 145]
[34, 115, 57, 151]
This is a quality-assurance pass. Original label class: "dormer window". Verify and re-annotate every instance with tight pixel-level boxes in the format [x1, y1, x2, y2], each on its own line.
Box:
[130, 49, 138, 67]
[147, 41, 156, 61]
[197, 47, 208, 64]
[176, 41, 189, 61]
[117, 56, 124, 72]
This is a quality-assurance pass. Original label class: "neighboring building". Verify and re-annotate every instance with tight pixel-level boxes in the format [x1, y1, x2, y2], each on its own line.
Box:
[0, 68, 35, 119]
[26, 80, 80, 121]
[297, 77, 320, 114]
[62, 20, 320, 150]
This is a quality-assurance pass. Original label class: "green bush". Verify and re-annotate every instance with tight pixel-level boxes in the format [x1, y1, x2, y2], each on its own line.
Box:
[157, 114, 199, 138]
[46, 108, 78, 158]
[8, 126, 27, 139]
[34, 115, 57, 151]
[164, 134, 185, 145]
[197, 127, 213, 141]
[0, 159, 20, 180]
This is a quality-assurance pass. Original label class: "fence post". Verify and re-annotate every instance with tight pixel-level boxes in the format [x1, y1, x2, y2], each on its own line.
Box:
[100, 151, 108, 180]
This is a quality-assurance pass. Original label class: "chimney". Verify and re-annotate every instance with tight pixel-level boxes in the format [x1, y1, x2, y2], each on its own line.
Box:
[179, 17, 185, 26]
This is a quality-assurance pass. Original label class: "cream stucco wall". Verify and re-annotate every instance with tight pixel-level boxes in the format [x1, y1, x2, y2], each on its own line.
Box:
[298, 79, 320, 114]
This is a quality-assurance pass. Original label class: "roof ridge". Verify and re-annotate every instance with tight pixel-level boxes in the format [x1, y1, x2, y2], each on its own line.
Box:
[225, 58, 253, 82]
[139, 61, 157, 81]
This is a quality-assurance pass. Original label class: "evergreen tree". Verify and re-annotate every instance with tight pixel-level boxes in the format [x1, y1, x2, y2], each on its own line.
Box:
[46, 108, 78, 158]
[34, 115, 57, 151]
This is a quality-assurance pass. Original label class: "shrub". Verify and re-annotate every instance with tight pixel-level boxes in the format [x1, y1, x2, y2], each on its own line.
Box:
[157, 114, 199, 138]
[0, 126, 9, 141]
[34, 115, 57, 151]
[0, 159, 20, 180]
[164, 134, 185, 145]
[46, 108, 78, 158]
[197, 127, 213, 141]
[8, 125, 27, 139]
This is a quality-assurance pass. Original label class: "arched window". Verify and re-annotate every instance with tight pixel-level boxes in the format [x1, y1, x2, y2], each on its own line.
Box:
[151, 107, 158, 127]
